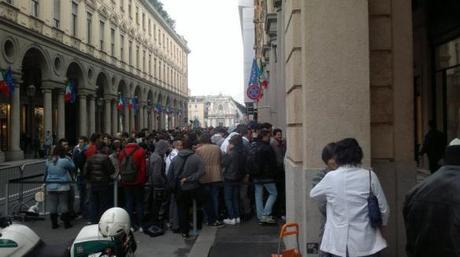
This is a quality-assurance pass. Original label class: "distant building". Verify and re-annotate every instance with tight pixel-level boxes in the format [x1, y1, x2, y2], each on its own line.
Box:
[188, 95, 246, 128]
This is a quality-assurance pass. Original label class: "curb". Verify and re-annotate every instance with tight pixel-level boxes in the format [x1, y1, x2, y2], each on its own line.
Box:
[188, 226, 218, 257]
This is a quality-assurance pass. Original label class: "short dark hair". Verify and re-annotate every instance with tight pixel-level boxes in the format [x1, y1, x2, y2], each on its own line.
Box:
[183, 133, 198, 149]
[260, 128, 271, 138]
[273, 128, 282, 136]
[127, 137, 136, 143]
[321, 142, 336, 164]
[229, 134, 243, 146]
[90, 133, 101, 143]
[79, 136, 88, 143]
[199, 133, 211, 144]
[96, 142, 106, 152]
[262, 122, 273, 130]
[335, 138, 363, 166]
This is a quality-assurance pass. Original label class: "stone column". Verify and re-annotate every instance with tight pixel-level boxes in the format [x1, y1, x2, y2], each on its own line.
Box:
[57, 89, 65, 140]
[6, 84, 23, 161]
[79, 94, 88, 137]
[43, 88, 53, 139]
[144, 108, 148, 130]
[130, 107, 135, 132]
[123, 105, 129, 133]
[88, 96, 96, 135]
[138, 104, 144, 130]
[104, 98, 112, 134]
[160, 113, 166, 130]
[111, 99, 118, 134]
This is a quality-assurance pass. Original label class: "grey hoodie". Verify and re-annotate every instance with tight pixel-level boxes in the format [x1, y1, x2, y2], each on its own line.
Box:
[168, 149, 205, 191]
[148, 140, 170, 188]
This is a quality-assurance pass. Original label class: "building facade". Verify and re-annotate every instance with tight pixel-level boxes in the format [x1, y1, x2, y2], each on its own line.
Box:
[0, 0, 189, 161]
[253, 0, 460, 257]
[188, 95, 246, 128]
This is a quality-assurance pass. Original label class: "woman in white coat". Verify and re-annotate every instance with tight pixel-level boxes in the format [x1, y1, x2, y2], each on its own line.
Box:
[310, 138, 389, 257]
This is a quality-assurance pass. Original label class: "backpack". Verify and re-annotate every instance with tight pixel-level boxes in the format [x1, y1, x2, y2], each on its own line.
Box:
[120, 146, 140, 183]
[246, 141, 261, 176]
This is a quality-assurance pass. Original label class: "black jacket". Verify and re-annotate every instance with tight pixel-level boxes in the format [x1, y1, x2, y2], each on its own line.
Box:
[403, 165, 460, 257]
[253, 141, 278, 182]
[83, 153, 115, 186]
[222, 145, 247, 182]
[167, 149, 205, 191]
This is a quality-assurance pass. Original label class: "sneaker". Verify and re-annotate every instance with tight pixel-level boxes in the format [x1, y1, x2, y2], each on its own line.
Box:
[236, 218, 241, 224]
[209, 221, 224, 227]
[223, 218, 236, 225]
[138, 227, 143, 233]
[262, 216, 276, 224]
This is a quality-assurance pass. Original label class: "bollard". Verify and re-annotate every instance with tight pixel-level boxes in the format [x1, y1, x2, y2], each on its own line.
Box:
[192, 199, 197, 236]
[5, 183, 9, 217]
[113, 180, 118, 207]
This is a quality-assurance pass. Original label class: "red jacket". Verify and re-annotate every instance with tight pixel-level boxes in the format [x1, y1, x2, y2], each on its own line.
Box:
[85, 144, 97, 159]
[118, 143, 147, 186]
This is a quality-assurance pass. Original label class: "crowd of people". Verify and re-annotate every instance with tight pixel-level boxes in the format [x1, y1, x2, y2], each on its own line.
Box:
[43, 122, 287, 238]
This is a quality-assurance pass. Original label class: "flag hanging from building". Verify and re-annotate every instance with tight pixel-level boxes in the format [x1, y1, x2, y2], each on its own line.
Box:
[259, 64, 268, 89]
[246, 59, 262, 101]
[154, 103, 162, 113]
[117, 95, 125, 110]
[64, 80, 76, 103]
[132, 96, 139, 112]
[0, 67, 15, 97]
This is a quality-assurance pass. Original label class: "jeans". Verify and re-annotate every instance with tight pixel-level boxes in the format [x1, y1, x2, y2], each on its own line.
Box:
[76, 175, 87, 218]
[255, 183, 278, 220]
[47, 191, 69, 214]
[124, 186, 145, 228]
[203, 183, 221, 223]
[224, 182, 240, 219]
[89, 185, 112, 224]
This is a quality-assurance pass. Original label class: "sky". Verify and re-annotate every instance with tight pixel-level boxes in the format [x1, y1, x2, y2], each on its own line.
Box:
[161, 0, 245, 103]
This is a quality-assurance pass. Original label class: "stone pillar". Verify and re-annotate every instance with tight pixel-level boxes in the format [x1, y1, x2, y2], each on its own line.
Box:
[79, 94, 88, 137]
[112, 99, 118, 134]
[130, 107, 135, 132]
[144, 108, 148, 130]
[6, 84, 23, 161]
[104, 98, 112, 134]
[123, 105, 129, 133]
[283, 1, 371, 255]
[88, 96, 96, 136]
[57, 89, 65, 140]
[43, 89, 53, 139]
[160, 113, 166, 130]
[139, 104, 144, 130]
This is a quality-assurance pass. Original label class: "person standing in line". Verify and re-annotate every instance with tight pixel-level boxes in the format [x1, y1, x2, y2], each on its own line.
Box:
[72, 136, 89, 219]
[404, 138, 460, 257]
[310, 138, 389, 257]
[118, 137, 147, 232]
[419, 120, 447, 174]
[222, 134, 247, 225]
[83, 142, 115, 224]
[196, 134, 223, 226]
[43, 130, 53, 157]
[147, 139, 170, 227]
[168, 133, 205, 238]
[253, 129, 278, 224]
[166, 138, 183, 232]
[312, 142, 337, 257]
[45, 144, 76, 229]
[271, 128, 286, 219]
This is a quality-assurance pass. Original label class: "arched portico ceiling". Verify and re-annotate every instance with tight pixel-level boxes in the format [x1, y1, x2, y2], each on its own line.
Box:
[20, 45, 52, 79]
[118, 79, 128, 95]
[95, 72, 109, 97]
[66, 61, 85, 90]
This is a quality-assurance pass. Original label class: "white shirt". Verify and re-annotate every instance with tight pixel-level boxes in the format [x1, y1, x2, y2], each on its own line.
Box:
[220, 132, 239, 154]
[310, 166, 389, 257]
[165, 149, 178, 175]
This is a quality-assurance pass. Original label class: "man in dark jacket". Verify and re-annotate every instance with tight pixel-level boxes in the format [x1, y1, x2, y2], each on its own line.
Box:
[83, 142, 115, 224]
[168, 133, 205, 238]
[146, 139, 170, 226]
[253, 129, 278, 224]
[404, 138, 460, 257]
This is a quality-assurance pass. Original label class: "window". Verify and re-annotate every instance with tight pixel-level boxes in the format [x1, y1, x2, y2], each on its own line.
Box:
[154, 25, 157, 41]
[86, 12, 92, 44]
[53, 0, 60, 28]
[149, 54, 152, 75]
[142, 50, 146, 72]
[99, 21, 105, 51]
[111, 28, 115, 56]
[136, 45, 139, 69]
[71, 1, 78, 36]
[135, 6, 139, 24]
[120, 0, 124, 11]
[120, 35, 124, 61]
[142, 13, 145, 30]
[31, 0, 39, 17]
[154, 58, 157, 78]
[148, 19, 151, 35]
[128, 41, 132, 65]
[128, 0, 132, 19]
